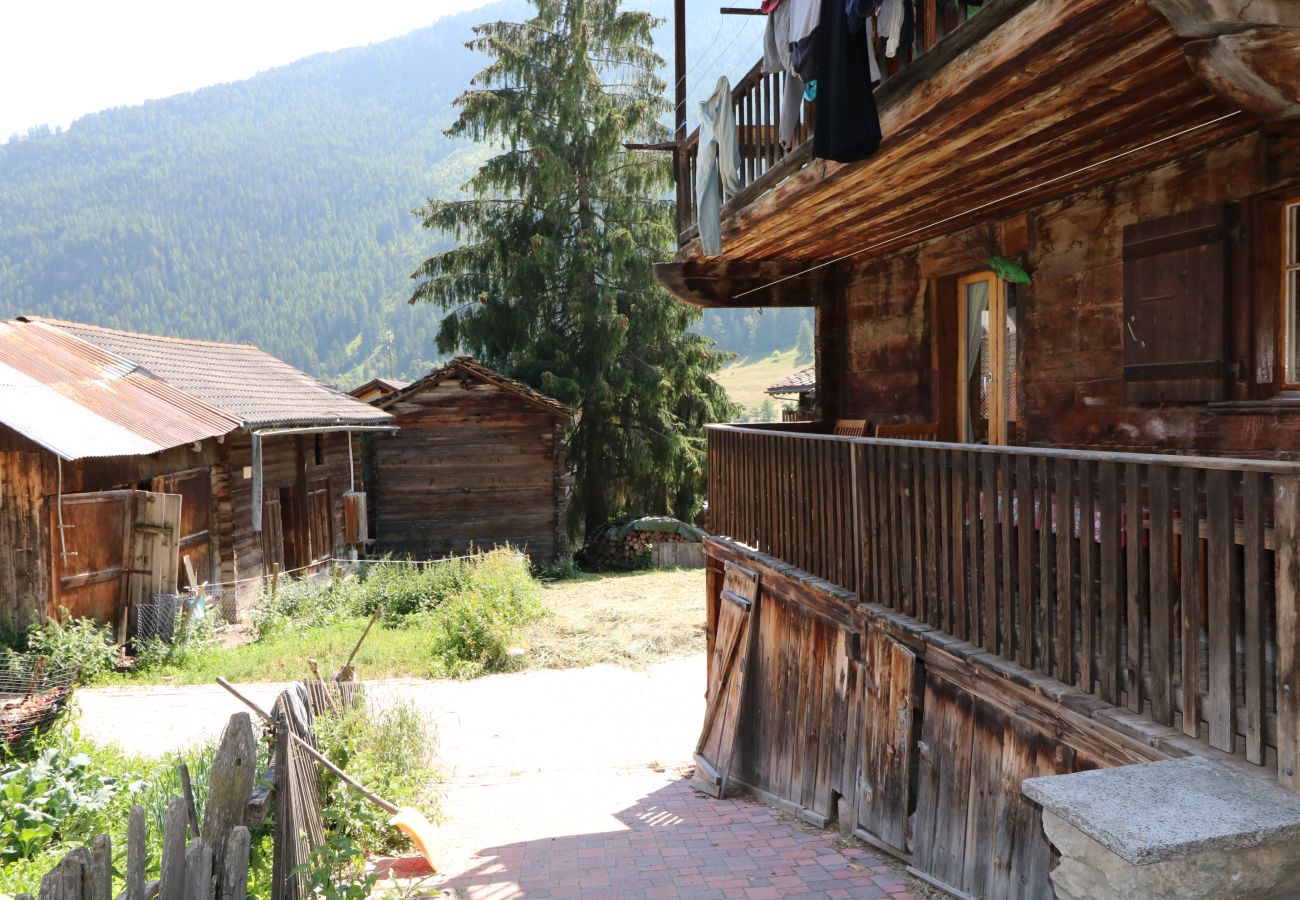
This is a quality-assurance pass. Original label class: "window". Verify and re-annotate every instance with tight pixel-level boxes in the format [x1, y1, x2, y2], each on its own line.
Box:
[1284, 198, 1300, 387]
[958, 272, 1018, 445]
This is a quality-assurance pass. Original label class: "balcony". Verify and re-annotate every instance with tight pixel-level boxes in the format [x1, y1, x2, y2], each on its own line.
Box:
[675, 0, 993, 245]
[706, 424, 1299, 790]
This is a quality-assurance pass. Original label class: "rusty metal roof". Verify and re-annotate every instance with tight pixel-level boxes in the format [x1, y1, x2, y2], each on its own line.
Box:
[766, 366, 816, 396]
[27, 318, 393, 429]
[0, 320, 240, 460]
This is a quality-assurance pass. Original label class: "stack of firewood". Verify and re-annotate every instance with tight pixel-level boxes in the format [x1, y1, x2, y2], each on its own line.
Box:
[580, 528, 697, 570]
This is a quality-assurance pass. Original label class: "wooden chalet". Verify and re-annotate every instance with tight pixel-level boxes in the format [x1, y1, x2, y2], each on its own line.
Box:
[0, 317, 393, 634]
[363, 357, 576, 562]
[767, 366, 818, 421]
[657, 2, 1300, 897]
[349, 377, 411, 405]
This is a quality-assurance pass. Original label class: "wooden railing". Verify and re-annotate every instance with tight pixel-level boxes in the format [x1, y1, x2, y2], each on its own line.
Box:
[677, 1, 990, 240]
[707, 425, 1300, 787]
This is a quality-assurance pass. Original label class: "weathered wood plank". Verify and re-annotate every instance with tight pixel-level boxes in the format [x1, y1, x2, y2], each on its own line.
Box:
[1125, 463, 1148, 715]
[1016, 455, 1034, 669]
[1054, 457, 1074, 685]
[1242, 472, 1266, 765]
[1273, 475, 1299, 793]
[1180, 467, 1202, 739]
[1098, 462, 1121, 705]
[1148, 466, 1174, 726]
[160, 797, 189, 900]
[1205, 469, 1236, 752]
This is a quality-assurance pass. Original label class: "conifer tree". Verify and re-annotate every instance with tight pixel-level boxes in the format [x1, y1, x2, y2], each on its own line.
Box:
[411, 0, 737, 534]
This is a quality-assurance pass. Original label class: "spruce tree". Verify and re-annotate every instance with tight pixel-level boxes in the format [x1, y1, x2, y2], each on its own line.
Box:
[411, 0, 737, 535]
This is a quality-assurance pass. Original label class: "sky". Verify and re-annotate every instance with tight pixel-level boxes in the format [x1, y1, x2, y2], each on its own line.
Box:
[0, 0, 499, 138]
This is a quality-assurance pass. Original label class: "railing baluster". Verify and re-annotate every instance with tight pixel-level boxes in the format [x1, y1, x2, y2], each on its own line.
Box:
[1080, 460, 1097, 693]
[1126, 463, 1149, 715]
[982, 453, 998, 651]
[1242, 472, 1266, 763]
[1054, 457, 1074, 684]
[1148, 466, 1174, 726]
[1016, 455, 1034, 668]
[967, 452, 983, 646]
[1180, 467, 1202, 739]
[1099, 461, 1121, 705]
[1000, 454, 1015, 657]
[1206, 469, 1236, 752]
[927, 448, 943, 630]
[952, 450, 968, 640]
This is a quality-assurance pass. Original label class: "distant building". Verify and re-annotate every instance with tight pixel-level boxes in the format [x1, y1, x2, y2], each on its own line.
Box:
[349, 377, 411, 404]
[0, 317, 392, 632]
[363, 357, 576, 563]
[766, 366, 817, 422]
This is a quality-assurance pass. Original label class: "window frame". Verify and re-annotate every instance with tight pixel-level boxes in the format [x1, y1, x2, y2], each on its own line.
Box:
[1281, 196, 1300, 389]
[957, 271, 1014, 445]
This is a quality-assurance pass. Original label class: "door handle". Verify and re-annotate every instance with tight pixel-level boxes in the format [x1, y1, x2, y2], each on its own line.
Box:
[1126, 316, 1146, 348]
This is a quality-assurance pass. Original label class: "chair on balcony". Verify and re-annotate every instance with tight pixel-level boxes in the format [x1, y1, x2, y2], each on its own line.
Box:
[833, 418, 870, 437]
[875, 421, 940, 441]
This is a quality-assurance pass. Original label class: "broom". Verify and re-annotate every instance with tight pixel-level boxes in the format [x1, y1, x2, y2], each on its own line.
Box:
[216, 677, 438, 871]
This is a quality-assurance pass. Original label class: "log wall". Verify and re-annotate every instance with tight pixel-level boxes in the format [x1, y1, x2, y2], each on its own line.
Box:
[371, 379, 568, 562]
[834, 128, 1300, 457]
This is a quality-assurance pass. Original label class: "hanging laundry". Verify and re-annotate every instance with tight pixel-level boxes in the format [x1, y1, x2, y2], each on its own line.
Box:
[813, 0, 882, 163]
[695, 76, 741, 256]
[879, 0, 906, 58]
[762, 0, 810, 149]
[844, 0, 883, 83]
[788, 0, 822, 84]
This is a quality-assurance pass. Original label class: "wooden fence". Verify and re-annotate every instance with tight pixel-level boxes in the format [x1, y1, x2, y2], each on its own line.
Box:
[707, 425, 1300, 791]
[676, 0, 992, 239]
[19, 677, 359, 900]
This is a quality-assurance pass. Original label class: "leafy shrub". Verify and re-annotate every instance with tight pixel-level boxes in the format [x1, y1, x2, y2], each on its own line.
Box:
[314, 698, 439, 856]
[292, 834, 380, 900]
[24, 615, 117, 684]
[0, 745, 121, 862]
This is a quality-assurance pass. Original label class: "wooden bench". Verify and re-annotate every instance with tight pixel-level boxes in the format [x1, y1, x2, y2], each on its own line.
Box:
[874, 421, 940, 441]
[833, 418, 870, 437]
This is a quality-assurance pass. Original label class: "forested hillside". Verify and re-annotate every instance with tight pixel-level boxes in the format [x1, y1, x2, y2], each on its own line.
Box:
[0, 0, 808, 386]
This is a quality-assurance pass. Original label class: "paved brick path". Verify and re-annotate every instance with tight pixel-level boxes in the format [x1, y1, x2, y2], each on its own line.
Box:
[392, 768, 918, 900]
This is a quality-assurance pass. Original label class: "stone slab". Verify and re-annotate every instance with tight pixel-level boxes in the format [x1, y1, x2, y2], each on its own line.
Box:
[1022, 756, 1300, 865]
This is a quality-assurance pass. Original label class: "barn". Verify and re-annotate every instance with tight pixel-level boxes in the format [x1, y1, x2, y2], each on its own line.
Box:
[363, 357, 576, 562]
[0, 317, 394, 634]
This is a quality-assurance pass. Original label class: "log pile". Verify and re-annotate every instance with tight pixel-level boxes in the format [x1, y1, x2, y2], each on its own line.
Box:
[579, 524, 702, 571]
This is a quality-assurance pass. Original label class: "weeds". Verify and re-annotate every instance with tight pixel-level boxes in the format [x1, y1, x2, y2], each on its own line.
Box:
[21, 615, 117, 684]
[314, 698, 440, 855]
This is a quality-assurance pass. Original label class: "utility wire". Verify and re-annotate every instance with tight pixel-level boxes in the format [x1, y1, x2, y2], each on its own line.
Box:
[732, 111, 1245, 301]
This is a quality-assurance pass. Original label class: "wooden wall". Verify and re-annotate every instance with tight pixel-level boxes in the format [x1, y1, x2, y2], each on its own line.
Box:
[225, 431, 362, 601]
[0, 426, 220, 630]
[831, 127, 1300, 457]
[371, 379, 568, 562]
[705, 540, 1164, 899]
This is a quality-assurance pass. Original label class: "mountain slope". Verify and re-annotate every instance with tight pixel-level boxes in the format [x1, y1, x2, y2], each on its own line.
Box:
[0, 1, 802, 386]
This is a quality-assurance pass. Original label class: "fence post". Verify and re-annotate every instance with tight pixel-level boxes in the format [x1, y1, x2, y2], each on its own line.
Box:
[1274, 475, 1300, 794]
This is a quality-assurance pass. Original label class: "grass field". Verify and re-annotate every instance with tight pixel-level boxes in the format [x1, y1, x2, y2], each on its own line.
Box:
[715, 348, 809, 415]
[123, 568, 706, 685]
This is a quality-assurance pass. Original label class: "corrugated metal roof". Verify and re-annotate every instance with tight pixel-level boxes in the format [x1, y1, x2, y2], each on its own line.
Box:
[0, 320, 240, 460]
[28, 318, 393, 429]
[766, 366, 817, 395]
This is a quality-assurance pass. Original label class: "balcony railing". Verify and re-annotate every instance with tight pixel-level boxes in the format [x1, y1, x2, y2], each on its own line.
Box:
[707, 424, 1300, 786]
[677, 0, 992, 241]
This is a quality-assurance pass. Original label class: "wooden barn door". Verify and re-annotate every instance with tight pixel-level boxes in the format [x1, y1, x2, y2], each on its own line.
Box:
[305, 478, 332, 569]
[152, 469, 213, 589]
[49, 490, 180, 633]
[694, 562, 759, 798]
[855, 631, 919, 852]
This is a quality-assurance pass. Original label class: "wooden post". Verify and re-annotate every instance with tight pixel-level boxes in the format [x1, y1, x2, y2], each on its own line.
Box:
[127, 806, 147, 900]
[222, 827, 252, 900]
[160, 797, 189, 898]
[673, 0, 688, 238]
[180, 762, 201, 837]
[88, 834, 111, 900]
[1274, 475, 1299, 794]
[271, 562, 280, 598]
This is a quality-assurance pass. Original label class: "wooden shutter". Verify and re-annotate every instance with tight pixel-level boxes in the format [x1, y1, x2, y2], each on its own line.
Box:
[1122, 203, 1229, 403]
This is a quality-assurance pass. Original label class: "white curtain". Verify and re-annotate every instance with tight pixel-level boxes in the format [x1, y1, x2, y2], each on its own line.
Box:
[964, 282, 988, 443]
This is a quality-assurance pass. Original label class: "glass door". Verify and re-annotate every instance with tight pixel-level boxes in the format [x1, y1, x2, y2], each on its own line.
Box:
[958, 272, 1018, 445]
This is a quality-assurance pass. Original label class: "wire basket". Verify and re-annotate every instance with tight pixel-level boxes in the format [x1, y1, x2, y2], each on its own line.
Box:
[1, 653, 77, 750]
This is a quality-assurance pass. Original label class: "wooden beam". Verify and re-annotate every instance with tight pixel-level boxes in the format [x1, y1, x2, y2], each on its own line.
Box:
[1184, 28, 1300, 120]
[1147, 0, 1298, 37]
[654, 258, 827, 308]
